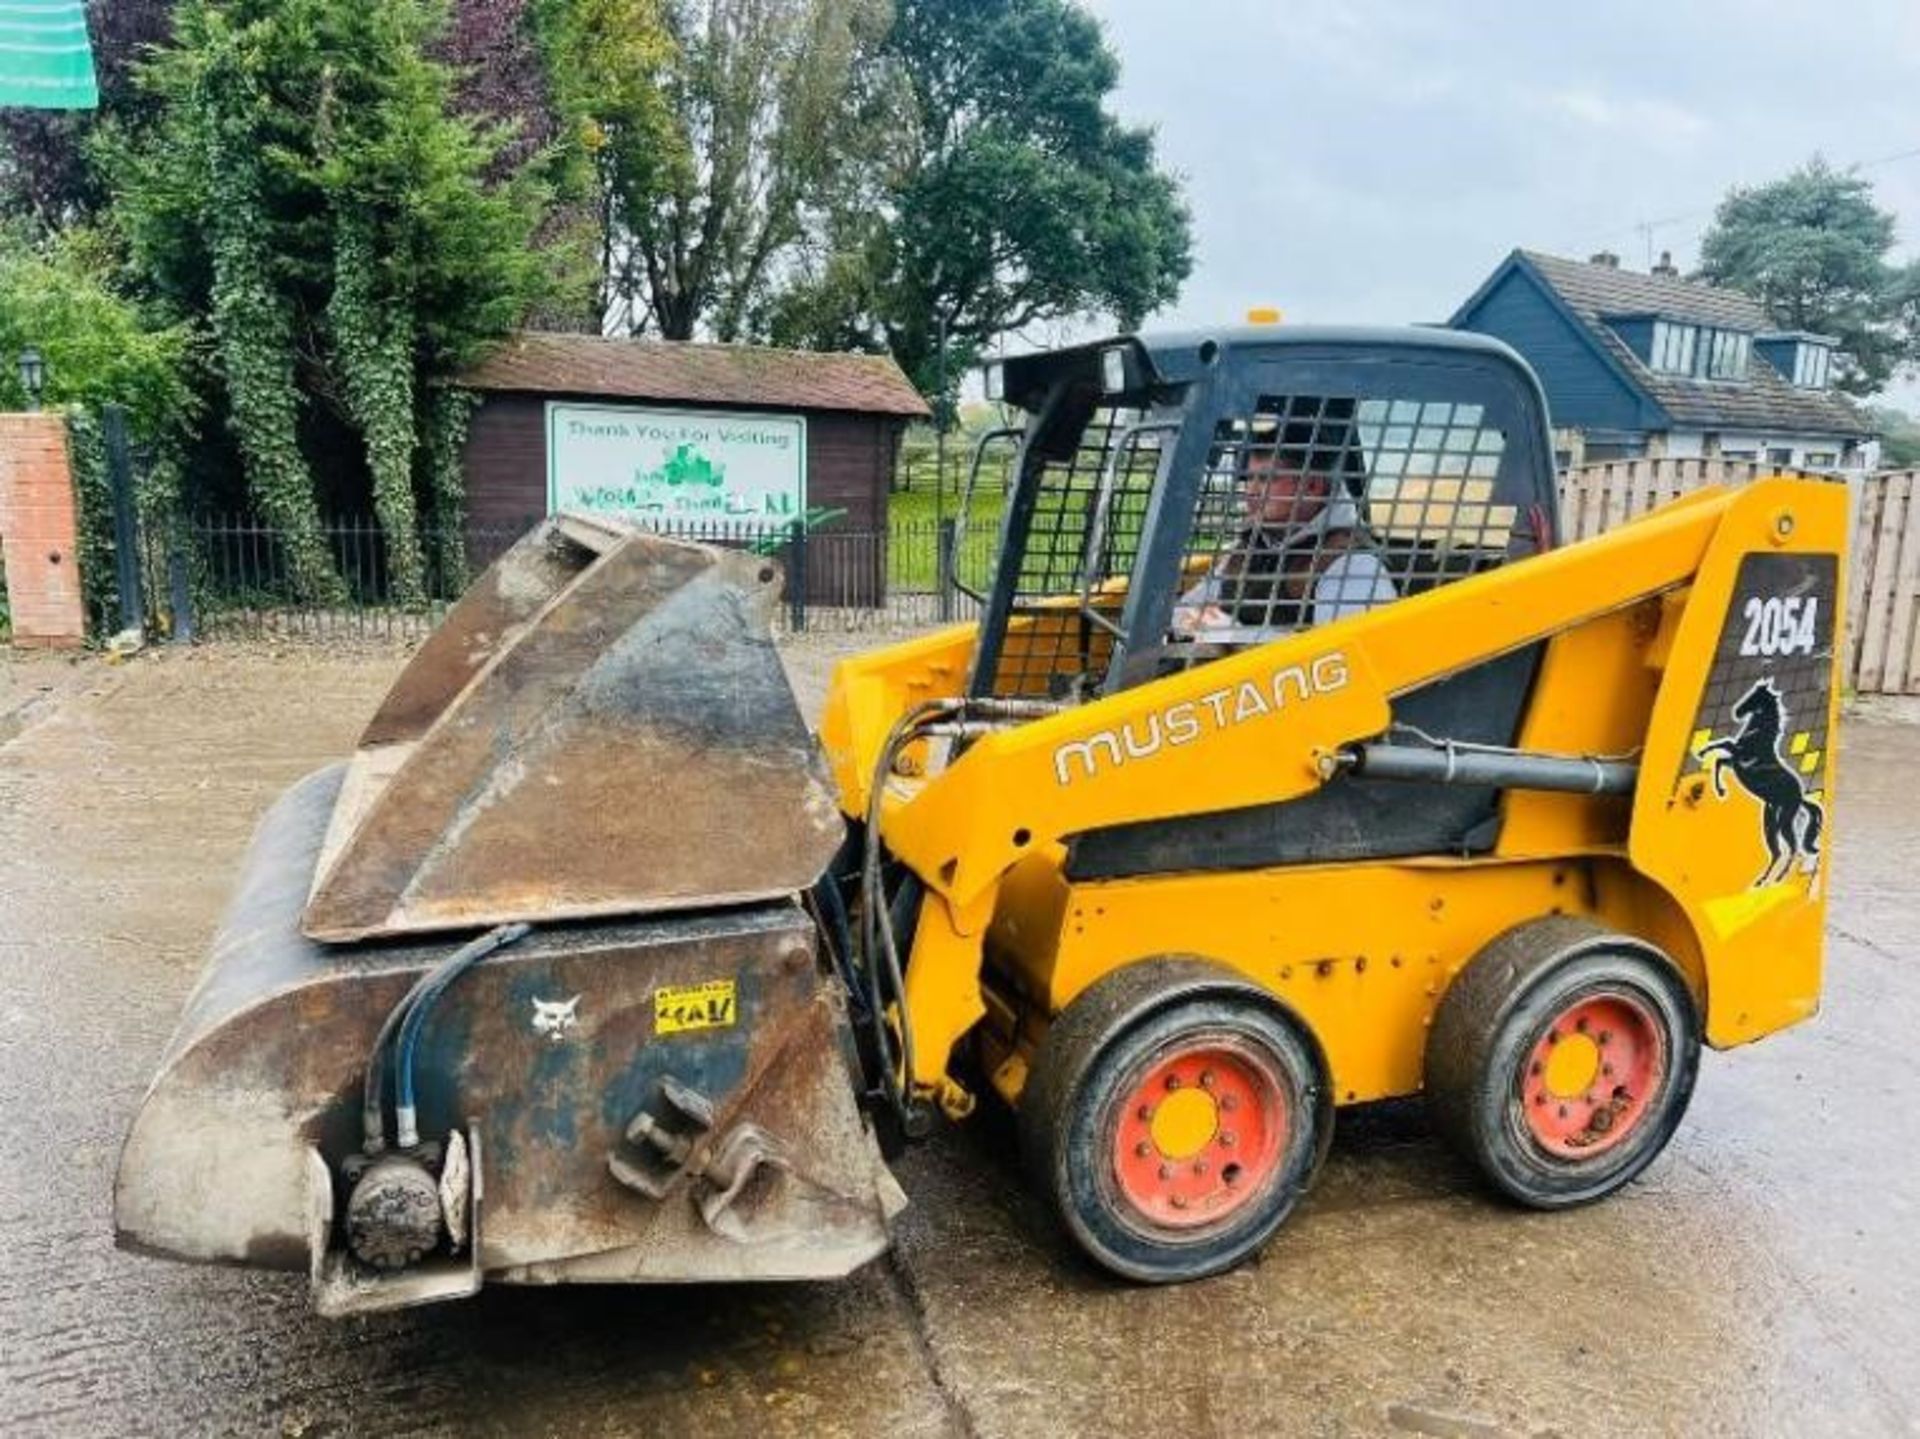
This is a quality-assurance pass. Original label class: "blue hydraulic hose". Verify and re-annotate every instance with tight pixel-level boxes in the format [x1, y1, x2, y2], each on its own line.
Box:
[391, 922, 533, 1150]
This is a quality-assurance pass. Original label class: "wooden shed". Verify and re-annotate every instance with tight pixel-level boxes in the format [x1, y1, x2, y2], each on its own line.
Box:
[457, 333, 930, 604]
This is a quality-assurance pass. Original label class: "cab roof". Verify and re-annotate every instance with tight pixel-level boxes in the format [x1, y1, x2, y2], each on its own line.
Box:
[995, 324, 1536, 412]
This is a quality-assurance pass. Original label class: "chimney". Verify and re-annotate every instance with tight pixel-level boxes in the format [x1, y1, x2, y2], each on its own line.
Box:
[1652, 250, 1679, 278]
[1589, 250, 1620, 269]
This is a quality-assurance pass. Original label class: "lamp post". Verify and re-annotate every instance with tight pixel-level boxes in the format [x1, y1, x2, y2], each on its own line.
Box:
[933, 312, 948, 529]
[933, 312, 953, 622]
[18, 345, 44, 411]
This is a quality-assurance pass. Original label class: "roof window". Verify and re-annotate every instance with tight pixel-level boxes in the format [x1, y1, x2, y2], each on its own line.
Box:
[1650, 321, 1748, 381]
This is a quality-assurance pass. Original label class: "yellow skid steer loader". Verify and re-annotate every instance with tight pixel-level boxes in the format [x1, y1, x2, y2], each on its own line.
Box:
[117, 327, 1845, 1310]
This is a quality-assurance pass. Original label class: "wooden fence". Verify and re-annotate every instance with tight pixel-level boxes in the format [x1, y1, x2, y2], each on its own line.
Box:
[1557, 459, 1920, 695]
[1847, 472, 1920, 694]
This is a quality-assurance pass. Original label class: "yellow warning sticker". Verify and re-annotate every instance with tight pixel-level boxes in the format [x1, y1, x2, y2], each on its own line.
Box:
[655, 979, 738, 1035]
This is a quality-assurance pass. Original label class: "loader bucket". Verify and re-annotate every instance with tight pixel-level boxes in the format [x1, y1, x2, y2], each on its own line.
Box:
[302, 515, 843, 942]
[116, 521, 901, 1309]
[117, 767, 902, 1310]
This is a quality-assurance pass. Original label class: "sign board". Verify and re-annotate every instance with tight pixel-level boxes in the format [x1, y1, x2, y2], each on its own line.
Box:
[546, 402, 806, 528]
[0, 1, 98, 109]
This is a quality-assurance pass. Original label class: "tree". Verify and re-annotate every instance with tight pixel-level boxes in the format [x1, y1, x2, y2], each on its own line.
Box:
[438, 0, 556, 176]
[110, 0, 562, 601]
[0, 225, 195, 434]
[591, 0, 893, 340]
[527, 0, 677, 330]
[763, 0, 1191, 399]
[1696, 157, 1915, 397]
[1864, 405, 1920, 468]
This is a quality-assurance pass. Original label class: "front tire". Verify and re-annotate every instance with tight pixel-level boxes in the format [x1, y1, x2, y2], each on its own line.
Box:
[1426, 917, 1700, 1209]
[1020, 960, 1324, 1283]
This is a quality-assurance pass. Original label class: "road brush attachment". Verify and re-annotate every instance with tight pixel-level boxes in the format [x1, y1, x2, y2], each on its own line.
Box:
[115, 518, 902, 1316]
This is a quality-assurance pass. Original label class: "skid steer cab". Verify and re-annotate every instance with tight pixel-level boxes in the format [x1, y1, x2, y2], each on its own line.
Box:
[116, 327, 1845, 1313]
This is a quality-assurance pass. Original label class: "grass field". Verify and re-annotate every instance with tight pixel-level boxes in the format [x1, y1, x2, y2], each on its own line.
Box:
[887, 482, 1004, 530]
[882, 449, 1006, 589]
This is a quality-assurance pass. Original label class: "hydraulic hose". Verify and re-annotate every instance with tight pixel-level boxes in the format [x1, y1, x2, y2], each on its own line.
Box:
[860, 704, 954, 1113]
[855, 695, 1063, 1125]
[808, 871, 867, 1016]
[363, 922, 532, 1154]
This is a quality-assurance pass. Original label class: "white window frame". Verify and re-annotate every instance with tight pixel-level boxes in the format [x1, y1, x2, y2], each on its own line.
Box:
[1700, 328, 1748, 380]
[1651, 320, 1700, 375]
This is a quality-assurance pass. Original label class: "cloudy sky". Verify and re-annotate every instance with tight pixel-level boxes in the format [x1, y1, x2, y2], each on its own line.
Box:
[1075, 0, 1920, 396]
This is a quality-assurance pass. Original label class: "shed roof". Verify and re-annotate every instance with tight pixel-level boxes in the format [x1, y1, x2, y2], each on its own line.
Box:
[1513, 251, 1870, 439]
[461, 332, 932, 419]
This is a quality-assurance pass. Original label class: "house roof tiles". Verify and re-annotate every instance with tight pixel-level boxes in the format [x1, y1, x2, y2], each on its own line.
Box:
[1515, 250, 1870, 439]
[461, 332, 932, 419]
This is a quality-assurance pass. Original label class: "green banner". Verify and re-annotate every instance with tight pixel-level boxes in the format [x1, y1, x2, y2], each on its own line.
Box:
[0, 1, 97, 111]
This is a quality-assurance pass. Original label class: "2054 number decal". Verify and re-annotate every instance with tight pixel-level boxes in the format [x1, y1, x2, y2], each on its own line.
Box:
[1738, 594, 1819, 658]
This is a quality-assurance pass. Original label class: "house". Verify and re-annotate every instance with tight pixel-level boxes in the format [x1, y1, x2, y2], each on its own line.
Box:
[1449, 249, 1876, 471]
[457, 332, 929, 602]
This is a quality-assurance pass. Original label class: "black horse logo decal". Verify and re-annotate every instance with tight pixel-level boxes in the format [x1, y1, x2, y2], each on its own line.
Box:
[1697, 679, 1824, 887]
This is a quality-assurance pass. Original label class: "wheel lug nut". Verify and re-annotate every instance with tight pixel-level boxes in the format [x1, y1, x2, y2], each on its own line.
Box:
[1165, 1075, 1181, 1091]
[1598, 1031, 1611, 1046]
[1193, 1159, 1209, 1175]
[1136, 1141, 1152, 1158]
[1529, 1061, 1542, 1077]
[1602, 1064, 1614, 1077]
[1158, 1163, 1173, 1181]
[1576, 1016, 1589, 1033]
[1219, 1131, 1237, 1147]
[1558, 1105, 1569, 1119]
[1220, 1095, 1239, 1113]
[1171, 1195, 1189, 1209]
[1199, 1069, 1216, 1090]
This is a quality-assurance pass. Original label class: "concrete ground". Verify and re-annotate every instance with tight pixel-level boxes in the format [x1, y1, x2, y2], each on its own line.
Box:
[2, 641, 1917, 1438]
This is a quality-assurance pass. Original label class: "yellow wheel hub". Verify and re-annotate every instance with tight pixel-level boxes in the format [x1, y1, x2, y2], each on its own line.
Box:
[1148, 1086, 1219, 1158]
[1543, 1031, 1601, 1098]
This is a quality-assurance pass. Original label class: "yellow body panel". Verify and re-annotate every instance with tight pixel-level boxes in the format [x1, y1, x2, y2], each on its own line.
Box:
[819, 479, 1847, 1110]
[982, 853, 1696, 1108]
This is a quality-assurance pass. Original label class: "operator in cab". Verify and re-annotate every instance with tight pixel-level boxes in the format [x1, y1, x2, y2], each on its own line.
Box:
[1170, 411, 1396, 643]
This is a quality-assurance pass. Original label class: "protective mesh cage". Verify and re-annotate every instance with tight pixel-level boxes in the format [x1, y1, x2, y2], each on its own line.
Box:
[974, 408, 1165, 699]
[1160, 393, 1534, 672]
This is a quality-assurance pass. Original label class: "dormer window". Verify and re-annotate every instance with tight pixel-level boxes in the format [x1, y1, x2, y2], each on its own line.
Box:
[1651, 321, 1695, 374]
[1704, 329, 1750, 379]
[1649, 321, 1749, 380]
[1756, 332, 1838, 390]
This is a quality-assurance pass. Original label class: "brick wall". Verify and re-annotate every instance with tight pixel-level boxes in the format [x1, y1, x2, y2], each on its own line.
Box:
[0, 413, 85, 648]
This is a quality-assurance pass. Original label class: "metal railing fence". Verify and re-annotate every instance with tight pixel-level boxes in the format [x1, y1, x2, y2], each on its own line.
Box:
[127, 513, 1004, 643]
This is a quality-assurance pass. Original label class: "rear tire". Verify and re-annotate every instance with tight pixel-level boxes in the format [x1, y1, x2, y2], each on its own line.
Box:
[1020, 959, 1324, 1283]
[1426, 917, 1700, 1209]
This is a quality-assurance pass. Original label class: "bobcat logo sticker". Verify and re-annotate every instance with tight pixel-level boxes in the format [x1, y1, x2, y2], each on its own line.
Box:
[1697, 678, 1825, 887]
[530, 995, 581, 1043]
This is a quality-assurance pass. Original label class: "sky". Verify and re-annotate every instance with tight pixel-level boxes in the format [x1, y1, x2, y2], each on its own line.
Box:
[1069, 0, 1920, 401]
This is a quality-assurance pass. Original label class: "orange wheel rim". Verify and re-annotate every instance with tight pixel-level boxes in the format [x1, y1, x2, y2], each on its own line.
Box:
[1520, 991, 1666, 1159]
[1111, 1040, 1288, 1230]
